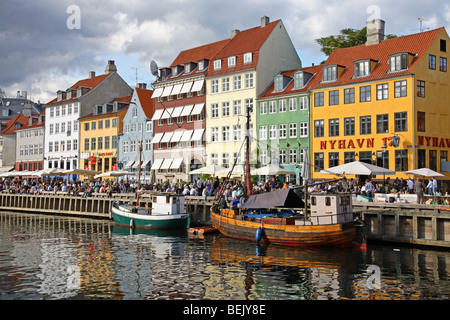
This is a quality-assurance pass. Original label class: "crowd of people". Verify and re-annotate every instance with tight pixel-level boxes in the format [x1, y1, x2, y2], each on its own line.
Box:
[0, 174, 444, 205]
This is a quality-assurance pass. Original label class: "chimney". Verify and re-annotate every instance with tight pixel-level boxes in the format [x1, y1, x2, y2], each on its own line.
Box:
[231, 29, 240, 38]
[89, 71, 96, 78]
[105, 60, 117, 74]
[261, 16, 270, 27]
[137, 83, 147, 89]
[24, 102, 32, 117]
[366, 19, 385, 46]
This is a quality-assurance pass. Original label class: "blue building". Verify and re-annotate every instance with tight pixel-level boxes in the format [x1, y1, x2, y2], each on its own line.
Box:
[118, 84, 154, 183]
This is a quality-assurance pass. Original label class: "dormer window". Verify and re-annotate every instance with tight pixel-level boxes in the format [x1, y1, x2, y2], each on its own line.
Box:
[389, 53, 414, 72]
[244, 52, 253, 64]
[214, 59, 222, 70]
[185, 64, 191, 73]
[198, 61, 204, 71]
[228, 56, 236, 67]
[322, 65, 337, 82]
[354, 60, 370, 78]
[274, 75, 283, 92]
[294, 72, 304, 89]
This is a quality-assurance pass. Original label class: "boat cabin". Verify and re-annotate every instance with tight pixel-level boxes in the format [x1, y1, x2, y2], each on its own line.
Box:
[151, 194, 185, 215]
[309, 192, 353, 225]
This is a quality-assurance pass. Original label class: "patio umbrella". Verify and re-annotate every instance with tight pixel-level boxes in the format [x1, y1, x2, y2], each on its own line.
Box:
[253, 164, 295, 176]
[219, 165, 255, 177]
[320, 160, 395, 176]
[404, 168, 444, 177]
[35, 168, 67, 176]
[94, 170, 130, 179]
[189, 164, 228, 175]
[63, 168, 100, 176]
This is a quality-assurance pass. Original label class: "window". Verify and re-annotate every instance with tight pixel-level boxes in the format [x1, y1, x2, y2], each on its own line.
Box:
[245, 99, 253, 113]
[360, 85, 371, 102]
[294, 71, 304, 89]
[233, 100, 241, 115]
[360, 116, 372, 135]
[418, 149, 426, 168]
[429, 55, 436, 70]
[123, 141, 129, 153]
[279, 149, 287, 164]
[289, 123, 297, 138]
[376, 114, 389, 133]
[344, 88, 355, 104]
[441, 39, 447, 52]
[344, 152, 355, 163]
[211, 154, 218, 165]
[417, 80, 425, 98]
[269, 101, 277, 113]
[91, 137, 96, 150]
[314, 92, 324, 107]
[244, 52, 252, 64]
[233, 125, 241, 141]
[440, 57, 447, 72]
[377, 83, 389, 100]
[98, 137, 103, 150]
[389, 53, 408, 72]
[354, 60, 370, 77]
[394, 112, 407, 132]
[84, 123, 89, 131]
[222, 77, 230, 91]
[322, 65, 337, 81]
[228, 56, 236, 67]
[233, 75, 241, 90]
[112, 136, 117, 149]
[376, 150, 389, 169]
[222, 153, 230, 168]
[214, 60, 221, 70]
[211, 127, 219, 142]
[245, 73, 254, 88]
[260, 102, 267, 115]
[132, 108, 137, 117]
[98, 120, 103, 129]
[344, 117, 355, 136]
[299, 122, 308, 137]
[84, 139, 89, 151]
[279, 124, 287, 139]
[329, 152, 339, 168]
[260, 150, 267, 165]
[112, 119, 117, 127]
[91, 121, 96, 130]
[429, 150, 437, 171]
[417, 112, 425, 132]
[359, 151, 372, 164]
[211, 79, 219, 93]
[329, 118, 339, 137]
[211, 104, 218, 118]
[278, 100, 286, 112]
[222, 126, 230, 141]
[274, 76, 283, 92]
[259, 126, 267, 140]
[289, 149, 297, 164]
[105, 136, 110, 149]
[314, 153, 324, 172]
[289, 98, 297, 111]
[222, 102, 230, 116]
[314, 120, 324, 137]
[269, 125, 277, 140]
[394, 80, 407, 98]
[299, 96, 308, 110]
[395, 150, 408, 171]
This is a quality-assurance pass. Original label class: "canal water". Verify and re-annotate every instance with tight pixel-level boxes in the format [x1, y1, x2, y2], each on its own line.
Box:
[0, 211, 449, 301]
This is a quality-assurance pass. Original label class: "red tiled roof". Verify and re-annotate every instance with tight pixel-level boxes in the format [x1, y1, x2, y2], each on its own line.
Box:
[309, 28, 444, 89]
[0, 114, 30, 134]
[78, 94, 131, 120]
[135, 88, 154, 118]
[171, 39, 231, 67]
[207, 20, 280, 77]
[44, 73, 110, 106]
[259, 65, 322, 99]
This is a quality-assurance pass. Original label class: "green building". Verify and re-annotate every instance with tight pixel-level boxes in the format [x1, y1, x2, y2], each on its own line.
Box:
[256, 65, 320, 184]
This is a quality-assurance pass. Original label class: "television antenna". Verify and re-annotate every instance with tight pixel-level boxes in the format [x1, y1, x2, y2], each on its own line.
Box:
[131, 66, 143, 85]
[418, 18, 430, 32]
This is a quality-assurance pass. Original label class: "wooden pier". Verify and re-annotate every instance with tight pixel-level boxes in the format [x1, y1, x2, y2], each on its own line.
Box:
[0, 192, 450, 248]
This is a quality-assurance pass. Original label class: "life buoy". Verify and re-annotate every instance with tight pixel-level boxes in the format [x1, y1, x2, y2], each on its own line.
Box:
[130, 219, 135, 229]
[255, 227, 263, 242]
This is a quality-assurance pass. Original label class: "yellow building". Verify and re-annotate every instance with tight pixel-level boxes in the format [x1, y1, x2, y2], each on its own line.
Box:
[79, 95, 130, 174]
[309, 20, 450, 181]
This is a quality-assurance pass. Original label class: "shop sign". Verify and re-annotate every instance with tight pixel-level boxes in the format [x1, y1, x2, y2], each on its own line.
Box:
[418, 136, 450, 148]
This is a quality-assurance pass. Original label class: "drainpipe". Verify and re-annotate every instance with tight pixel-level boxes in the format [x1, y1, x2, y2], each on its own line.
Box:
[412, 74, 416, 170]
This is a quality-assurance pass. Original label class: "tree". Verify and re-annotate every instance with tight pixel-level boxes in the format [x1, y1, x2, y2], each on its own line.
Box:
[316, 27, 396, 56]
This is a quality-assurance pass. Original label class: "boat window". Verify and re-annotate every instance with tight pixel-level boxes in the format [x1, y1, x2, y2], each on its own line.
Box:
[311, 196, 316, 206]
[153, 196, 157, 203]
[166, 196, 170, 204]
[325, 197, 331, 206]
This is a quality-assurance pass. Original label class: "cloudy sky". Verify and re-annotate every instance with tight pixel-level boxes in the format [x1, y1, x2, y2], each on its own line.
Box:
[1, 0, 449, 103]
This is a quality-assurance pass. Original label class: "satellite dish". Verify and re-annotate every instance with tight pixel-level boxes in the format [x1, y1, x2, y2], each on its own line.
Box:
[150, 60, 159, 77]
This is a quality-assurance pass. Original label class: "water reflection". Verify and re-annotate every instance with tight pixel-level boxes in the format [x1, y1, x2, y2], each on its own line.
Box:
[0, 211, 449, 300]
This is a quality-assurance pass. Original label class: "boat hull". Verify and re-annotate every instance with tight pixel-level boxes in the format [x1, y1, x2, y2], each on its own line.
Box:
[112, 206, 190, 230]
[210, 209, 357, 247]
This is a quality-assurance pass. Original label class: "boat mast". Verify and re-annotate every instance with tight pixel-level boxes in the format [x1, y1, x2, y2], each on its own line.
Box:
[245, 104, 253, 196]
[136, 140, 143, 207]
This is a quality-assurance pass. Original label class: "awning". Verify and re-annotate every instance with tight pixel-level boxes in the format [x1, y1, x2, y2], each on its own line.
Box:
[191, 103, 205, 115]
[124, 161, 135, 169]
[151, 158, 164, 170]
[170, 158, 184, 170]
[160, 131, 174, 143]
[180, 105, 194, 116]
[180, 82, 193, 94]
[141, 160, 150, 167]
[171, 106, 183, 118]
[151, 87, 164, 98]
[171, 130, 184, 143]
[160, 158, 173, 170]
[191, 79, 204, 92]
[241, 189, 304, 209]
[171, 83, 183, 96]
[160, 107, 174, 119]
[161, 85, 173, 97]
[152, 109, 164, 121]
[151, 132, 164, 144]
[180, 130, 193, 142]
[191, 128, 205, 141]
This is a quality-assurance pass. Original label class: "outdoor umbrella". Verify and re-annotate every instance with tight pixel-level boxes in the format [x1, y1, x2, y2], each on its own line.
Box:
[63, 168, 100, 176]
[253, 164, 295, 176]
[189, 164, 228, 175]
[320, 160, 395, 176]
[94, 170, 130, 179]
[404, 168, 444, 177]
